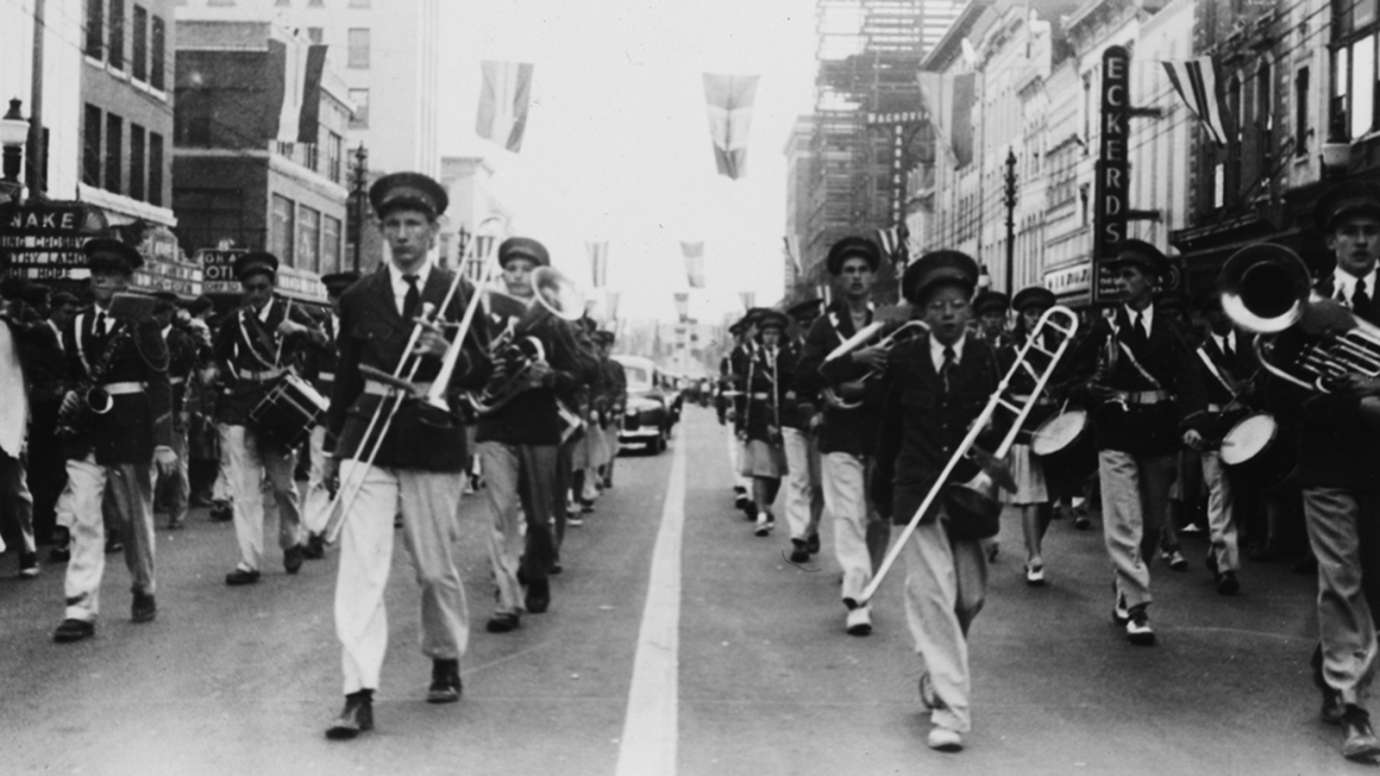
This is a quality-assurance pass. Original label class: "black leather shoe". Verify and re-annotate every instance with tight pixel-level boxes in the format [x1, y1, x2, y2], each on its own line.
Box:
[325, 690, 374, 740]
[47, 544, 70, 563]
[284, 545, 306, 575]
[131, 592, 156, 623]
[53, 618, 95, 643]
[1216, 571, 1240, 595]
[806, 533, 820, 555]
[485, 613, 520, 633]
[427, 659, 463, 704]
[225, 568, 261, 586]
[1343, 705, 1380, 761]
[302, 533, 326, 560]
[525, 580, 551, 614]
[209, 501, 233, 522]
[788, 540, 810, 564]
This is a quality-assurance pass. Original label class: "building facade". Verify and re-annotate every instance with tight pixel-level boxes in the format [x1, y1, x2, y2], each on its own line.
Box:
[0, 0, 85, 203]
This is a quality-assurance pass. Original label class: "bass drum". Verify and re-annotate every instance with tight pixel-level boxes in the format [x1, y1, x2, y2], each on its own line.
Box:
[1030, 408, 1097, 493]
[1220, 412, 1296, 485]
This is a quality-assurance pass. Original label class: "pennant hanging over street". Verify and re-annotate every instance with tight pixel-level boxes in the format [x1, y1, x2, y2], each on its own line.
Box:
[1161, 58, 1233, 147]
[477, 60, 535, 152]
[586, 241, 609, 288]
[680, 241, 706, 289]
[702, 74, 760, 180]
[268, 38, 328, 143]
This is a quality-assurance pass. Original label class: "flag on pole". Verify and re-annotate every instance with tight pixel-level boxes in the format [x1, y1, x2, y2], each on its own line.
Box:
[268, 38, 327, 143]
[782, 235, 801, 274]
[673, 291, 690, 323]
[605, 289, 621, 322]
[477, 60, 535, 152]
[1161, 58, 1234, 147]
[680, 241, 706, 289]
[877, 226, 902, 260]
[702, 74, 760, 179]
[586, 241, 609, 288]
[817, 283, 831, 306]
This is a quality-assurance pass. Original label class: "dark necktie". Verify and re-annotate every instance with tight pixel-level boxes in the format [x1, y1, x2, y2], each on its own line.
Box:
[941, 345, 956, 394]
[1222, 335, 1236, 363]
[94, 311, 106, 337]
[402, 274, 421, 321]
[1131, 311, 1146, 347]
[1355, 281, 1372, 313]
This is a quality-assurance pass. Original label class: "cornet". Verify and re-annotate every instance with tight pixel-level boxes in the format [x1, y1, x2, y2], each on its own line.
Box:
[820, 319, 930, 410]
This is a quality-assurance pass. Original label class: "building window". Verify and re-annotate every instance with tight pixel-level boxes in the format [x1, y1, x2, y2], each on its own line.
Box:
[105, 114, 122, 194]
[109, 0, 125, 70]
[326, 131, 343, 183]
[132, 5, 148, 82]
[348, 88, 369, 127]
[129, 124, 145, 201]
[1332, 3, 1380, 141]
[347, 28, 370, 68]
[151, 16, 166, 90]
[298, 205, 321, 271]
[323, 215, 342, 273]
[83, 104, 101, 186]
[178, 188, 248, 250]
[149, 132, 164, 206]
[1296, 66, 1311, 157]
[271, 194, 296, 264]
[307, 27, 324, 44]
[85, 0, 104, 58]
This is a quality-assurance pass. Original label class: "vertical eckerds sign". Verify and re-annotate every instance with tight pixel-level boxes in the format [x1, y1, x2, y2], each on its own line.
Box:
[1094, 45, 1130, 304]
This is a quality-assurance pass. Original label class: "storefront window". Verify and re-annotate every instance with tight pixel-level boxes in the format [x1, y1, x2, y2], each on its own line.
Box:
[298, 205, 320, 272]
[271, 194, 295, 265]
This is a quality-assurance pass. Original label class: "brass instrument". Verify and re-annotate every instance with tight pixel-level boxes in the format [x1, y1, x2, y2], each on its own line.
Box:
[820, 319, 930, 410]
[56, 292, 162, 439]
[853, 305, 1080, 606]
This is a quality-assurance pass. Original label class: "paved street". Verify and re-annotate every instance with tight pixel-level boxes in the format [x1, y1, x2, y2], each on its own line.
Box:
[0, 407, 1365, 775]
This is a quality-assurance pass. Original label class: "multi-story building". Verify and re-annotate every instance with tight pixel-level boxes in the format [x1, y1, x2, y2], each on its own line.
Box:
[782, 116, 815, 298]
[438, 152, 501, 274]
[172, 19, 352, 276]
[0, 0, 84, 203]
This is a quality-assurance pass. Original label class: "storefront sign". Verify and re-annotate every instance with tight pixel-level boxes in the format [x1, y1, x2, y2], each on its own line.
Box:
[1093, 45, 1131, 304]
[132, 225, 200, 298]
[0, 202, 109, 281]
[198, 248, 247, 295]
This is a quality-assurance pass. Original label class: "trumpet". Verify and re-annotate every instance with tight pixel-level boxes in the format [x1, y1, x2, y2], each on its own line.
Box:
[820, 319, 930, 410]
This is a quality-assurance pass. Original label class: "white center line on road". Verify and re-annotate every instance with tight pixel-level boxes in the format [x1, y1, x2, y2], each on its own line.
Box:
[615, 431, 687, 776]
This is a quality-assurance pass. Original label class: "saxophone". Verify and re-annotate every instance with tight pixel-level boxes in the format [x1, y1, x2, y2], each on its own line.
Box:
[55, 323, 133, 440]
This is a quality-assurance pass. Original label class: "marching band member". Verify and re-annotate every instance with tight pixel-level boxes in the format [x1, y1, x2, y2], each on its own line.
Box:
[780, 298, 823, 564]
[597, 329, 626, 489]
[151, 292, 199, 531]
[212, 252, 324, 586]
[52, 239, 177, 642]
[741, 309, 791, 537]
[475, 237, 599, 633]
[320, 172, 490, 738]
[726, 314, 758, 516]
[972, 290, 1010, 350]
[1064, 240, 1203, 646]
[796, 237, 887, 635]
[871, 250, 998, 752]
[301, 271, 359, 558]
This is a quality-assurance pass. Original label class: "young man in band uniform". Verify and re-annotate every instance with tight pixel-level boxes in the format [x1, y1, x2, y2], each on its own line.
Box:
[300, 271, 359, 558]
[779, 298, 824, 564]
[320, 172, 490, 739]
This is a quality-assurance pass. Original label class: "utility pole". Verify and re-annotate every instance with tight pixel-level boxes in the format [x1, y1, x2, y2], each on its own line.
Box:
[1003, 147, 1017, 293]
[26, 0, 45, 197]
[349, 143, 368, 272]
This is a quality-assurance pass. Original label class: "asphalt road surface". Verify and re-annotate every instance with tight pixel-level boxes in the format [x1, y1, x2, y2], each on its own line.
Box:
[0, 406, 1362, 775]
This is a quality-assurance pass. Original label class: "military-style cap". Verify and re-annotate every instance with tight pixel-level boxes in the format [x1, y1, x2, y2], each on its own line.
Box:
[234, 251, 279, 282]
[595, 329, 616, 345]
[50, 290, 80, 308]
[825, 236, 882, 275]
[973, 290, 1010, 315]
[1012, 286, 1056, 313]
[786, 297, 823, 323]
[1315, 180, 1380, 233]
[321, 271, 360, 297]
[19, 282, 50, 306]
[187, 295, 215, 315]
[1104, 239, 1169, 279]
[498, 236, 550, 268]
[755, 309, 789, 332]
[902, 249, 979, 305]
[369, 172, 448, 219]
[83, 237, 144, 275]
[152, 290, 180, 312]
[728, 318, 747, 336]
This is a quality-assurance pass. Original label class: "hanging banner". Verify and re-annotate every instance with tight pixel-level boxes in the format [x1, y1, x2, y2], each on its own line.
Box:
[673, 291, 690, 323]
[605, 289, 621, 322]
[477, 60, 535, 153]
[680, 241, 705, 289]
[702, 73, 759, 179]
[586, 241, 609, 288]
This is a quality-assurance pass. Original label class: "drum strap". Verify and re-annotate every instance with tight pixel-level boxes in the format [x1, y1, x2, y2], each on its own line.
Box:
[1196, 346, 1238, 399]
[1110, 324, 1163, 390]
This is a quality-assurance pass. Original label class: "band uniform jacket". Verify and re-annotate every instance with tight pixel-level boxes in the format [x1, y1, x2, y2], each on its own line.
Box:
[740, 344, 794, 443]
[996, 328, 1071, 445]
[727, 342, 756, 434]
[212, 297, 325, 426]
[601, 354, 628, 428]
[715, 354, 732, 424]
[164, 324, 200, 430]
[797, 303, 883, 458]
[1317, 272, 1380, 327]
[326, 267, 490, 472]
[1180, 332, 1259, 446]
[61, 308, 174, 464]
[1064, 305, 1204, 457]
[301, 313, 342, 404]
[872, 333, 1000, 527]
[474, 300, 600, 447]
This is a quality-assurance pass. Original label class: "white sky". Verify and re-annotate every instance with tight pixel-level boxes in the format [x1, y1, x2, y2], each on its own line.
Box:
[440, 0, 817, 323]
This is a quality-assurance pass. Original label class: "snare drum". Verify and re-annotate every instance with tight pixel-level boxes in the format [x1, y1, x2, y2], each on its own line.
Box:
[248, 373, 329, 449]
[1030, 408, 1097, 489]
[1220, 412, 1296, 484]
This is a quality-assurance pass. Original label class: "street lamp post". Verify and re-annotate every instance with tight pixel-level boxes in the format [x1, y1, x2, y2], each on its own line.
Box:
[0, 98, 30, 202]
[1003, 148, 1018, 293]
[349, 143, 369, 272]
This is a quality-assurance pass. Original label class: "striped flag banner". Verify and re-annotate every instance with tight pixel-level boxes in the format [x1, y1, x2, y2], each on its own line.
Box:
[817, 283, 831, 306]
[680, 241, 706, 289]
[877, 226, 901, 259]
[702, 74, 760, 180]
[268, 38, 327, 143]
[477, 60, 535, 152]
[1161, 58, 1233, 147]
[587, 241, 609, 288]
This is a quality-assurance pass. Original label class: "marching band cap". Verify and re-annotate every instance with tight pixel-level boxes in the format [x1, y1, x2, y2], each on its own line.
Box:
[902, 249, 979, 305]
[1315, 180, 1380, 232]
[19, 282, 50, 306]
[83, 237, 143, 274]
[234, 251, 279, 282]
[728, 318, 747, 336]
[50, 290, 80, 308]
[321, 271, 360, 297]
[369, 172, 448, 219]
[1103, 239, 1169, 278]
[595, 329, 616, 345]
[1012, 286, 1056, 312]
[756, 309, 789, 332]
[826, 236, 882, 275]
[187, 295, 215, 315]
[786, 297, 823, 322]
[152, 290, 180, 312]
[973, 290, 1010, 315]
[498, 236, 550, 268]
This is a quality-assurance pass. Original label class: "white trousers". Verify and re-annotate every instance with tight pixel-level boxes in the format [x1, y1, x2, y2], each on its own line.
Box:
[823, 452, 871, 603]
[782, 428, 820, 542]
[727, 433, 749, 491]
[335, 461, 469, 694]
[212, 423, 233, 501]
[57, 454, 156, 622]
[225, 424, 301, 572]
[1201, 450, 1239, 573]
[902, 511, 987, 733]
[303, 425, 338, 535]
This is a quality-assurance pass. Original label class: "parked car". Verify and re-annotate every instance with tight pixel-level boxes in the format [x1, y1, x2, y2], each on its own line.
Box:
[612, 354, 674, 453]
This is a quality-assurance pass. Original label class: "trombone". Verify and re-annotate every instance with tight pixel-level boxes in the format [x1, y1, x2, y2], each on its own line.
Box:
[852, 305, 1080, 606]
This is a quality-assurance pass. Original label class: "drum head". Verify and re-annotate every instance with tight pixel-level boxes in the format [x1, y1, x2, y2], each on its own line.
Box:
[1221, 413, 1277, 466]
[1031, 409, 1087, 456]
